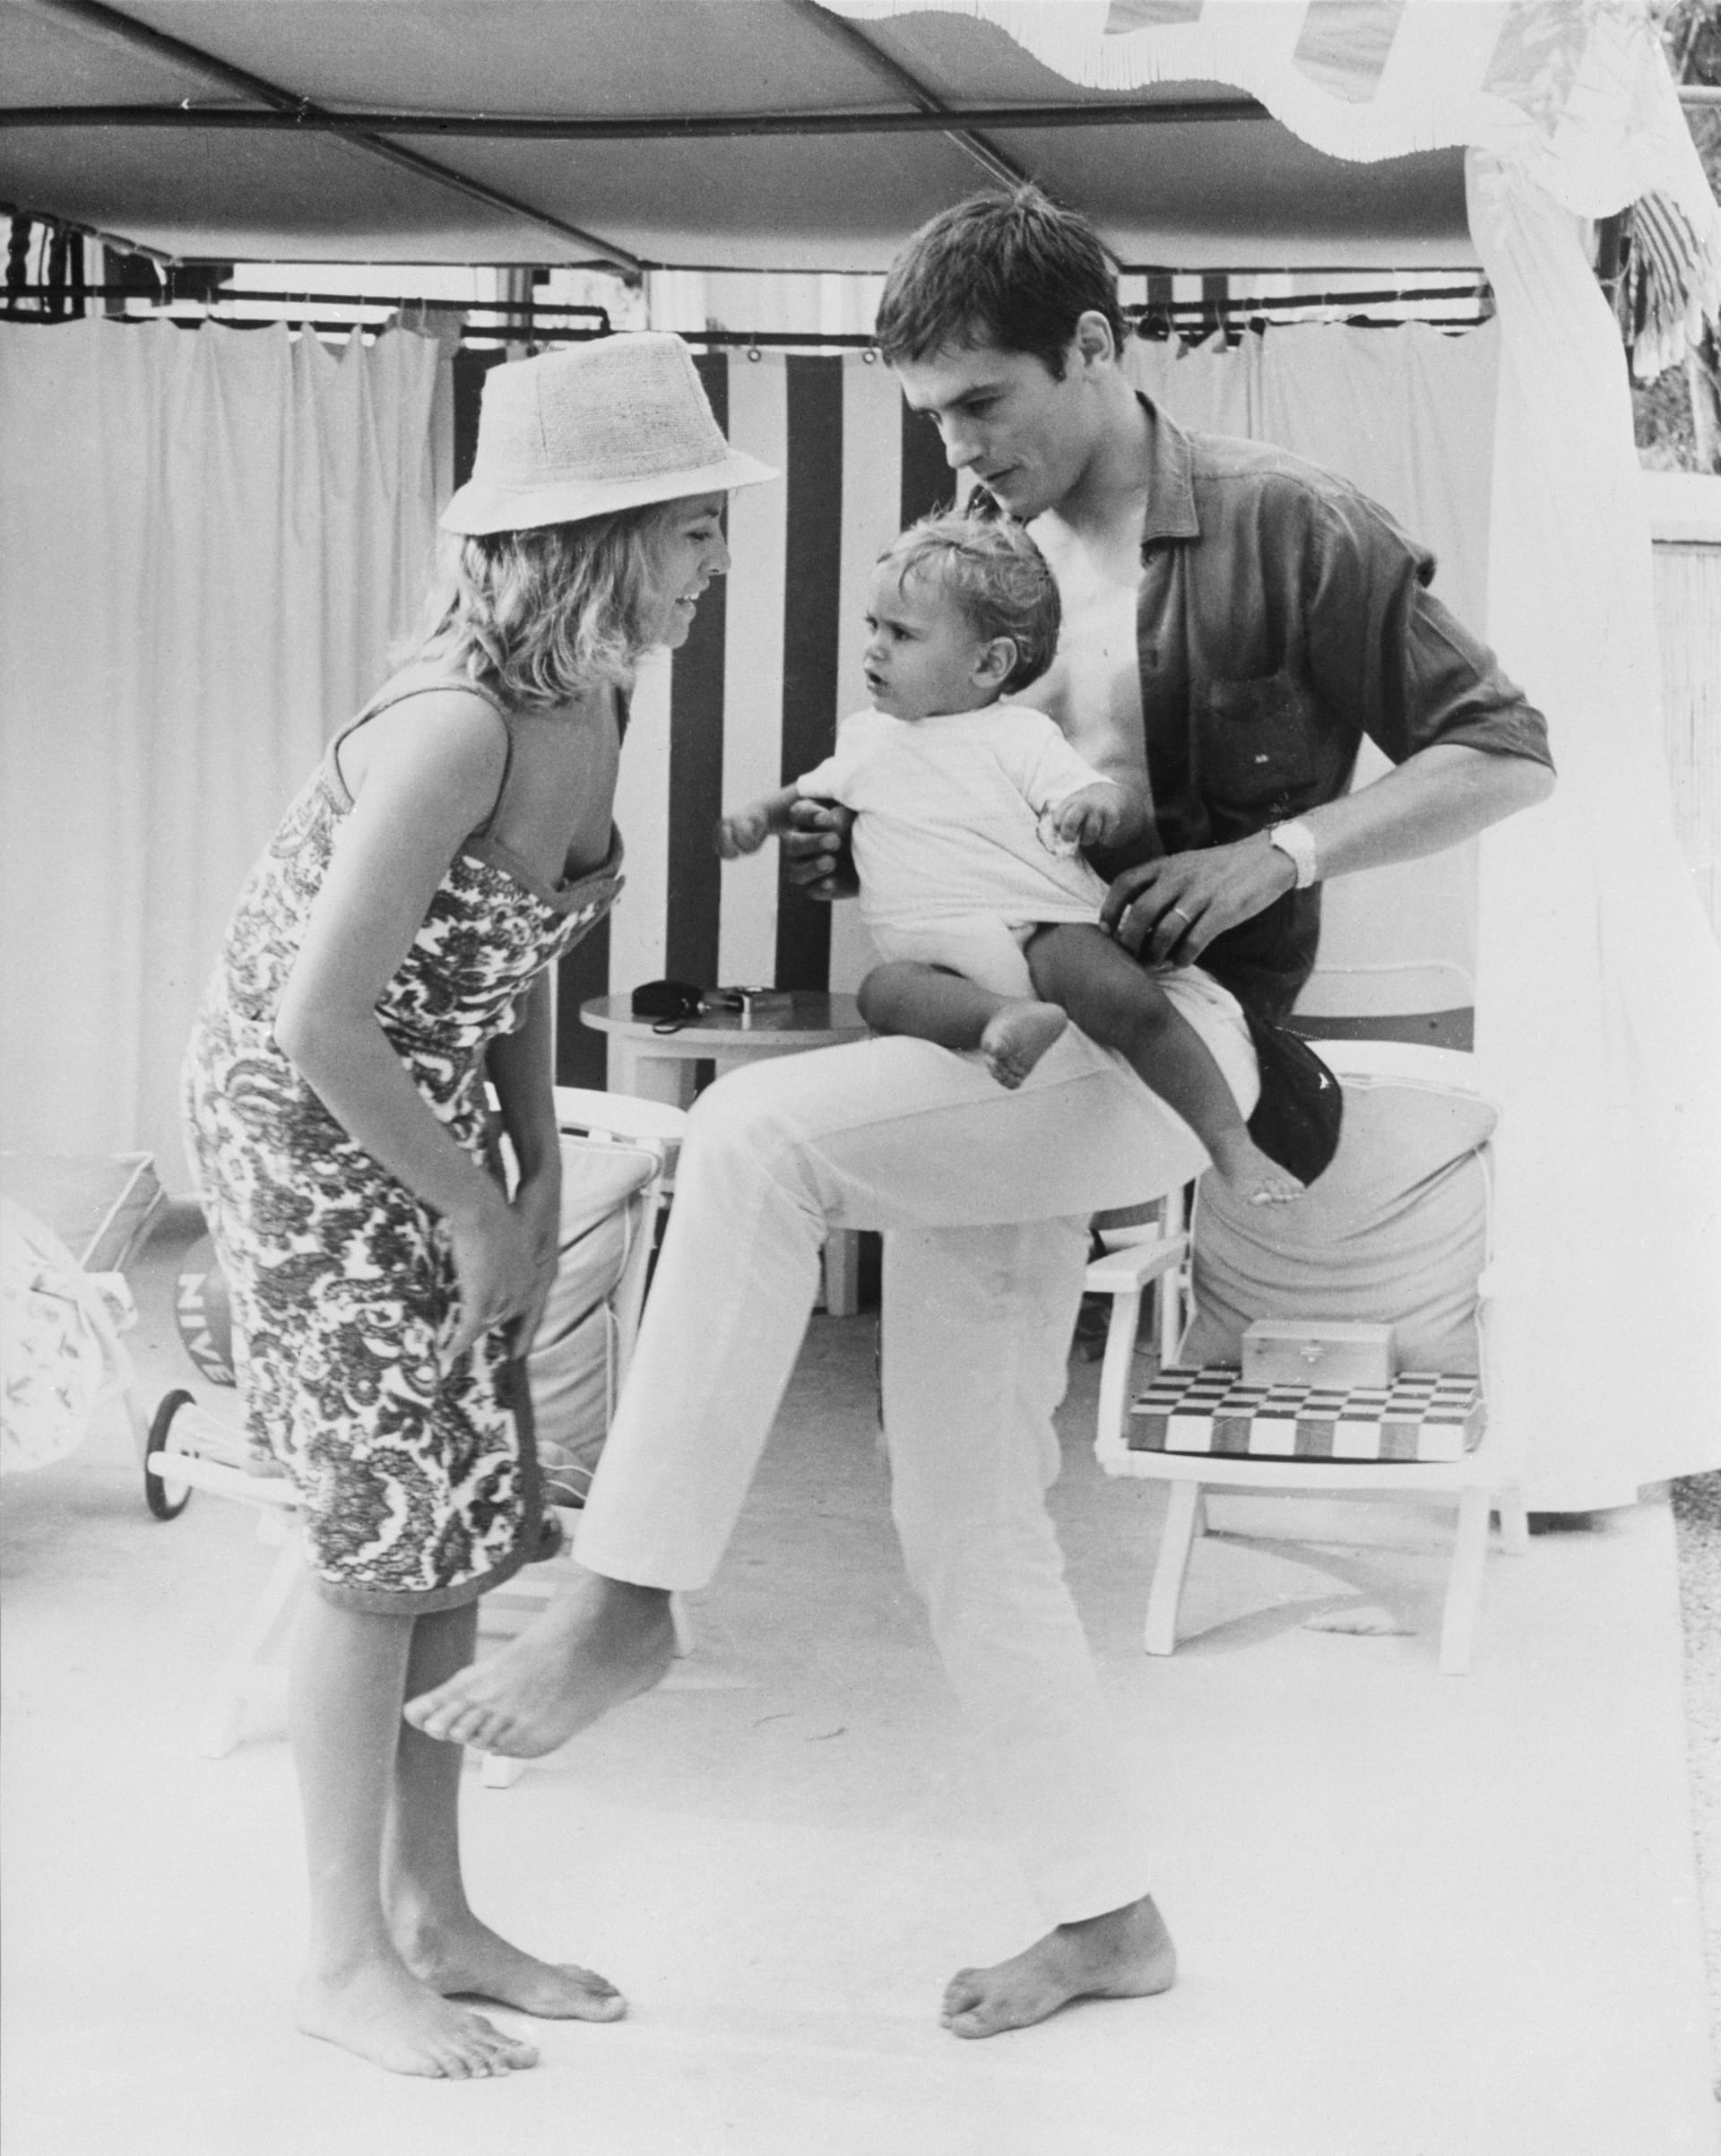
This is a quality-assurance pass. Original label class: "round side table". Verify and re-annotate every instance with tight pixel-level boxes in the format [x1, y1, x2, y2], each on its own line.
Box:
[579, 991, 870, 1314]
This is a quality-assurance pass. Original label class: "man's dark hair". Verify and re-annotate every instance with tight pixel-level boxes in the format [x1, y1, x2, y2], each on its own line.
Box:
[874, 186, 1126, 378]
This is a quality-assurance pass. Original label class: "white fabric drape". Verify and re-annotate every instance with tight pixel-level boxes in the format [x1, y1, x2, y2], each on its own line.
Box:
[1467, 150, 1721, 1509]
[0, 318, 443, 1186]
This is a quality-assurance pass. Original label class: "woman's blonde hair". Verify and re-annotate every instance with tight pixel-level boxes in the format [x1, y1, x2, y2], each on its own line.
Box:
[411, 498, 682, 709]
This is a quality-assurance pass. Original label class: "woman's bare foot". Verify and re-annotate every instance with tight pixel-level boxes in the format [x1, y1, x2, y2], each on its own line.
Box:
[396, 1909, 627, 2023]
[1206, 1128, 1304, 1208]
[296, 1954, 539, 2078]
[979, 1000, 1068, 1089]
[403, 1570, 675, 1757]
[939, 1893, 1176, 2040]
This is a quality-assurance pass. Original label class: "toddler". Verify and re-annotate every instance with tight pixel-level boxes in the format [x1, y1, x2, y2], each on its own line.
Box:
[718, 515, 1299, 1205]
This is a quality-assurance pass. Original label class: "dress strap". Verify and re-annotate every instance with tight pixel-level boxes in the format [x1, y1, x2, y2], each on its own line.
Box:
[327, 672, 516, 832]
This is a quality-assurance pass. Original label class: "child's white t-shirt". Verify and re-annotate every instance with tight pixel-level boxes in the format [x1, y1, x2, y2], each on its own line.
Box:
[796, 705, 1113, 932]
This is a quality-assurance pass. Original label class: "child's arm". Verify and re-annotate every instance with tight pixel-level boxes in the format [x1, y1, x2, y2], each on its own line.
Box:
[1048, 778, 1131, 850]
[272, 690, 545, 1358]
[1000, 711, 1149, 859]
[716, 784, 803, 860]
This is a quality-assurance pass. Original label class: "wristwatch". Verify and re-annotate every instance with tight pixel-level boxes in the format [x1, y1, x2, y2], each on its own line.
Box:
[1267, 818, 1320, 889]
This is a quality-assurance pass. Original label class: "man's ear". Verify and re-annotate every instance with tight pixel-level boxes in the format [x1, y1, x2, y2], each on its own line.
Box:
[1072, 309, 1118, 369]
[974, 636, 1017, 691]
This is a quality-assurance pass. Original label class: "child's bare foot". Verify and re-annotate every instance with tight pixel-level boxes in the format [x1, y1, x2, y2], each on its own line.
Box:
[396, 1910, 627, 2023]
[940, 1894, 1175, 2040]
[296, 1954, 539, 2077]
[403, 1569, 674, 1757]
[979, 1000, 1068, 1089]
[1206, 1129, 1304, 1208]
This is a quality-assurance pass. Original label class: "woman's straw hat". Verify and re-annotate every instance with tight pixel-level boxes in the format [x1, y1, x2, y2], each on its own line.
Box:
[441, 332, 776, 535]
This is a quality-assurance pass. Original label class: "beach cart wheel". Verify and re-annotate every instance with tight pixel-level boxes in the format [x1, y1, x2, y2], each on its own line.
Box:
[143, 1390, 197, 1520]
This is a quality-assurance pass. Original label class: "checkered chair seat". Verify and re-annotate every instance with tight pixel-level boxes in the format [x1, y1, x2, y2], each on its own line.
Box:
[1129, 1367, 1486, 1464]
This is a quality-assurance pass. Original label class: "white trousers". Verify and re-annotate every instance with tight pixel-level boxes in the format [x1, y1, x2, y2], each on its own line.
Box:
[575, 1026, 1257, 1921]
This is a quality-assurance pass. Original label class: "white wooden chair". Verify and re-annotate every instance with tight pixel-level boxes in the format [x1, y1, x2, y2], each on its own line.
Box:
[1084, 1029, 1528, 1675]
[145, 1087, 686, 1761]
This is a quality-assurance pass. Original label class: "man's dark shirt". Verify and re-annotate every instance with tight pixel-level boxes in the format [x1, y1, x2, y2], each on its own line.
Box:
[980, 394, 1555, 1020]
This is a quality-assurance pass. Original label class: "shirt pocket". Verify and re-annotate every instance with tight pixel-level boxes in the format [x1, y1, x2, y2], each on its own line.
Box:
[1193, 667, 1319, 817]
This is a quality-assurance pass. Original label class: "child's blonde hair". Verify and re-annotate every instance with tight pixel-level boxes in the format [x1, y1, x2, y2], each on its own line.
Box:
[878, 513, 1061, 693]
[411, 499, 683, 710]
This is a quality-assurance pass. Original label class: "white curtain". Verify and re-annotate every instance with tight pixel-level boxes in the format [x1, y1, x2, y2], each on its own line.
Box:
[0, 317, 444, 1187]
[1467, 152, 1721, 1509]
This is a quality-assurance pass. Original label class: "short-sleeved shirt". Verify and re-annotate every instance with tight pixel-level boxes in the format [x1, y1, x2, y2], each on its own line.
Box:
[798, 704, 1112, 932]
[985, 396, 1556, 1019]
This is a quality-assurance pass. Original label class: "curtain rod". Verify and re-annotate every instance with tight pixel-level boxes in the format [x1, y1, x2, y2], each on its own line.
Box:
[0, 98, 1269, 140]
[1, 293, 1488, 344]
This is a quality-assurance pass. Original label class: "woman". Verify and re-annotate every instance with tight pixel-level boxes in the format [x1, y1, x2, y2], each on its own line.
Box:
[183, 334, 772, 2080]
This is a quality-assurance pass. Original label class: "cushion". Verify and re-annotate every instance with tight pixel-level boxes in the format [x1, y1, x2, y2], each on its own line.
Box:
[1180, 1076, 1496, 1378]
[1129, 1366, 1485, 1463]
[528, 1137, 659, 1506]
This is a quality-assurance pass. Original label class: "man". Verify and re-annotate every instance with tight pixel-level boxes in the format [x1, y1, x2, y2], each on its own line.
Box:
[406, 190, 1555, 2039]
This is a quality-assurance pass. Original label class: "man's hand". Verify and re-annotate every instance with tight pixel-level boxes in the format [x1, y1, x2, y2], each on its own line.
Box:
[1101, 833, 1295, 965]
[782, 796, 858, 901]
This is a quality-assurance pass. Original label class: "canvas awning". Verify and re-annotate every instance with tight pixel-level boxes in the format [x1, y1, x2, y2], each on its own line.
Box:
[0, 0, 1707, 292]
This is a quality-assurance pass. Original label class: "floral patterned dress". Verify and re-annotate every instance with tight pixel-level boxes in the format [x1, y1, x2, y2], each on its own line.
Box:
[183, 677, 622, 1612]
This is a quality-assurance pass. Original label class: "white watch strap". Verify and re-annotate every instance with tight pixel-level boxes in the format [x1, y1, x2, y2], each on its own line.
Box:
[1268, 818, 1319, 889]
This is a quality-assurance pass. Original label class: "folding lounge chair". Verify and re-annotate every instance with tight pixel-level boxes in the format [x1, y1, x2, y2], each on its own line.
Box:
[1084, 980, 1528, 1675]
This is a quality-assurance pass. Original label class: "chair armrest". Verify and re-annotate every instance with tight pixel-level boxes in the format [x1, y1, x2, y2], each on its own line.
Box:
[552, 1087, 689, 1146]
[1085, 1234, 1188, 1294]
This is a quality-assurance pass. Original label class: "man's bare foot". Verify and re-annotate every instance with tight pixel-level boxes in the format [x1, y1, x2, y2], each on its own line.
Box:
[979, 1000, 1068, 1089]
[940, 1893, 1175, 2040]
[1207, 1129, 1304, 1208]
[403, 1569, 674, 1757]
[296, 1954, 539, 2077]
[396, 1909, 627, 2023]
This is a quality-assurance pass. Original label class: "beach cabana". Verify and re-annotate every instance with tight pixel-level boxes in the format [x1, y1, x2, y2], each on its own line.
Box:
[2, 0, 1717, 1506]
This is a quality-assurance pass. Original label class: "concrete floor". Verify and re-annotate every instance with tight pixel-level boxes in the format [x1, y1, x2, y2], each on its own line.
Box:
[4, 1225, 1719, 2156]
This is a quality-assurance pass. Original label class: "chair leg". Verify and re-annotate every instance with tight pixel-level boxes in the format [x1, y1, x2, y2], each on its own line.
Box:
[197, 1527, 302, 1758]
[1145, 1480, 1204, 1657]
[1495, 1484, 1531, 1555]
[1094, 1288, 1142, 1456]
[1438, 1487, 1492, 1675]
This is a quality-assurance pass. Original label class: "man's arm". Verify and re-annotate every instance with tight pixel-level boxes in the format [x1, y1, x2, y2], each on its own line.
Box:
[1109, 480, 1555, 967]
[1102, 741, 1553, 965]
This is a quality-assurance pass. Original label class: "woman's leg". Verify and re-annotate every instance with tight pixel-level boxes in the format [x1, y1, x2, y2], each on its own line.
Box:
[289, 1591, 539, 2076]
[384, 1603, 626, 2022]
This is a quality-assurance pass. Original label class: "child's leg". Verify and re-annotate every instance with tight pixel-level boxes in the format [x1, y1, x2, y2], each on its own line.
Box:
[1028, 925, 1301, 1205]
[384, 1602, 627, 2022]
[859, 959, 1068, 1091]
[289, 1590, 539, 2077]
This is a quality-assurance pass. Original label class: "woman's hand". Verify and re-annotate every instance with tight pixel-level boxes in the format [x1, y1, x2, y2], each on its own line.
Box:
[508, 1163, 565, 1354]
[445, 1190, 549, 1364]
